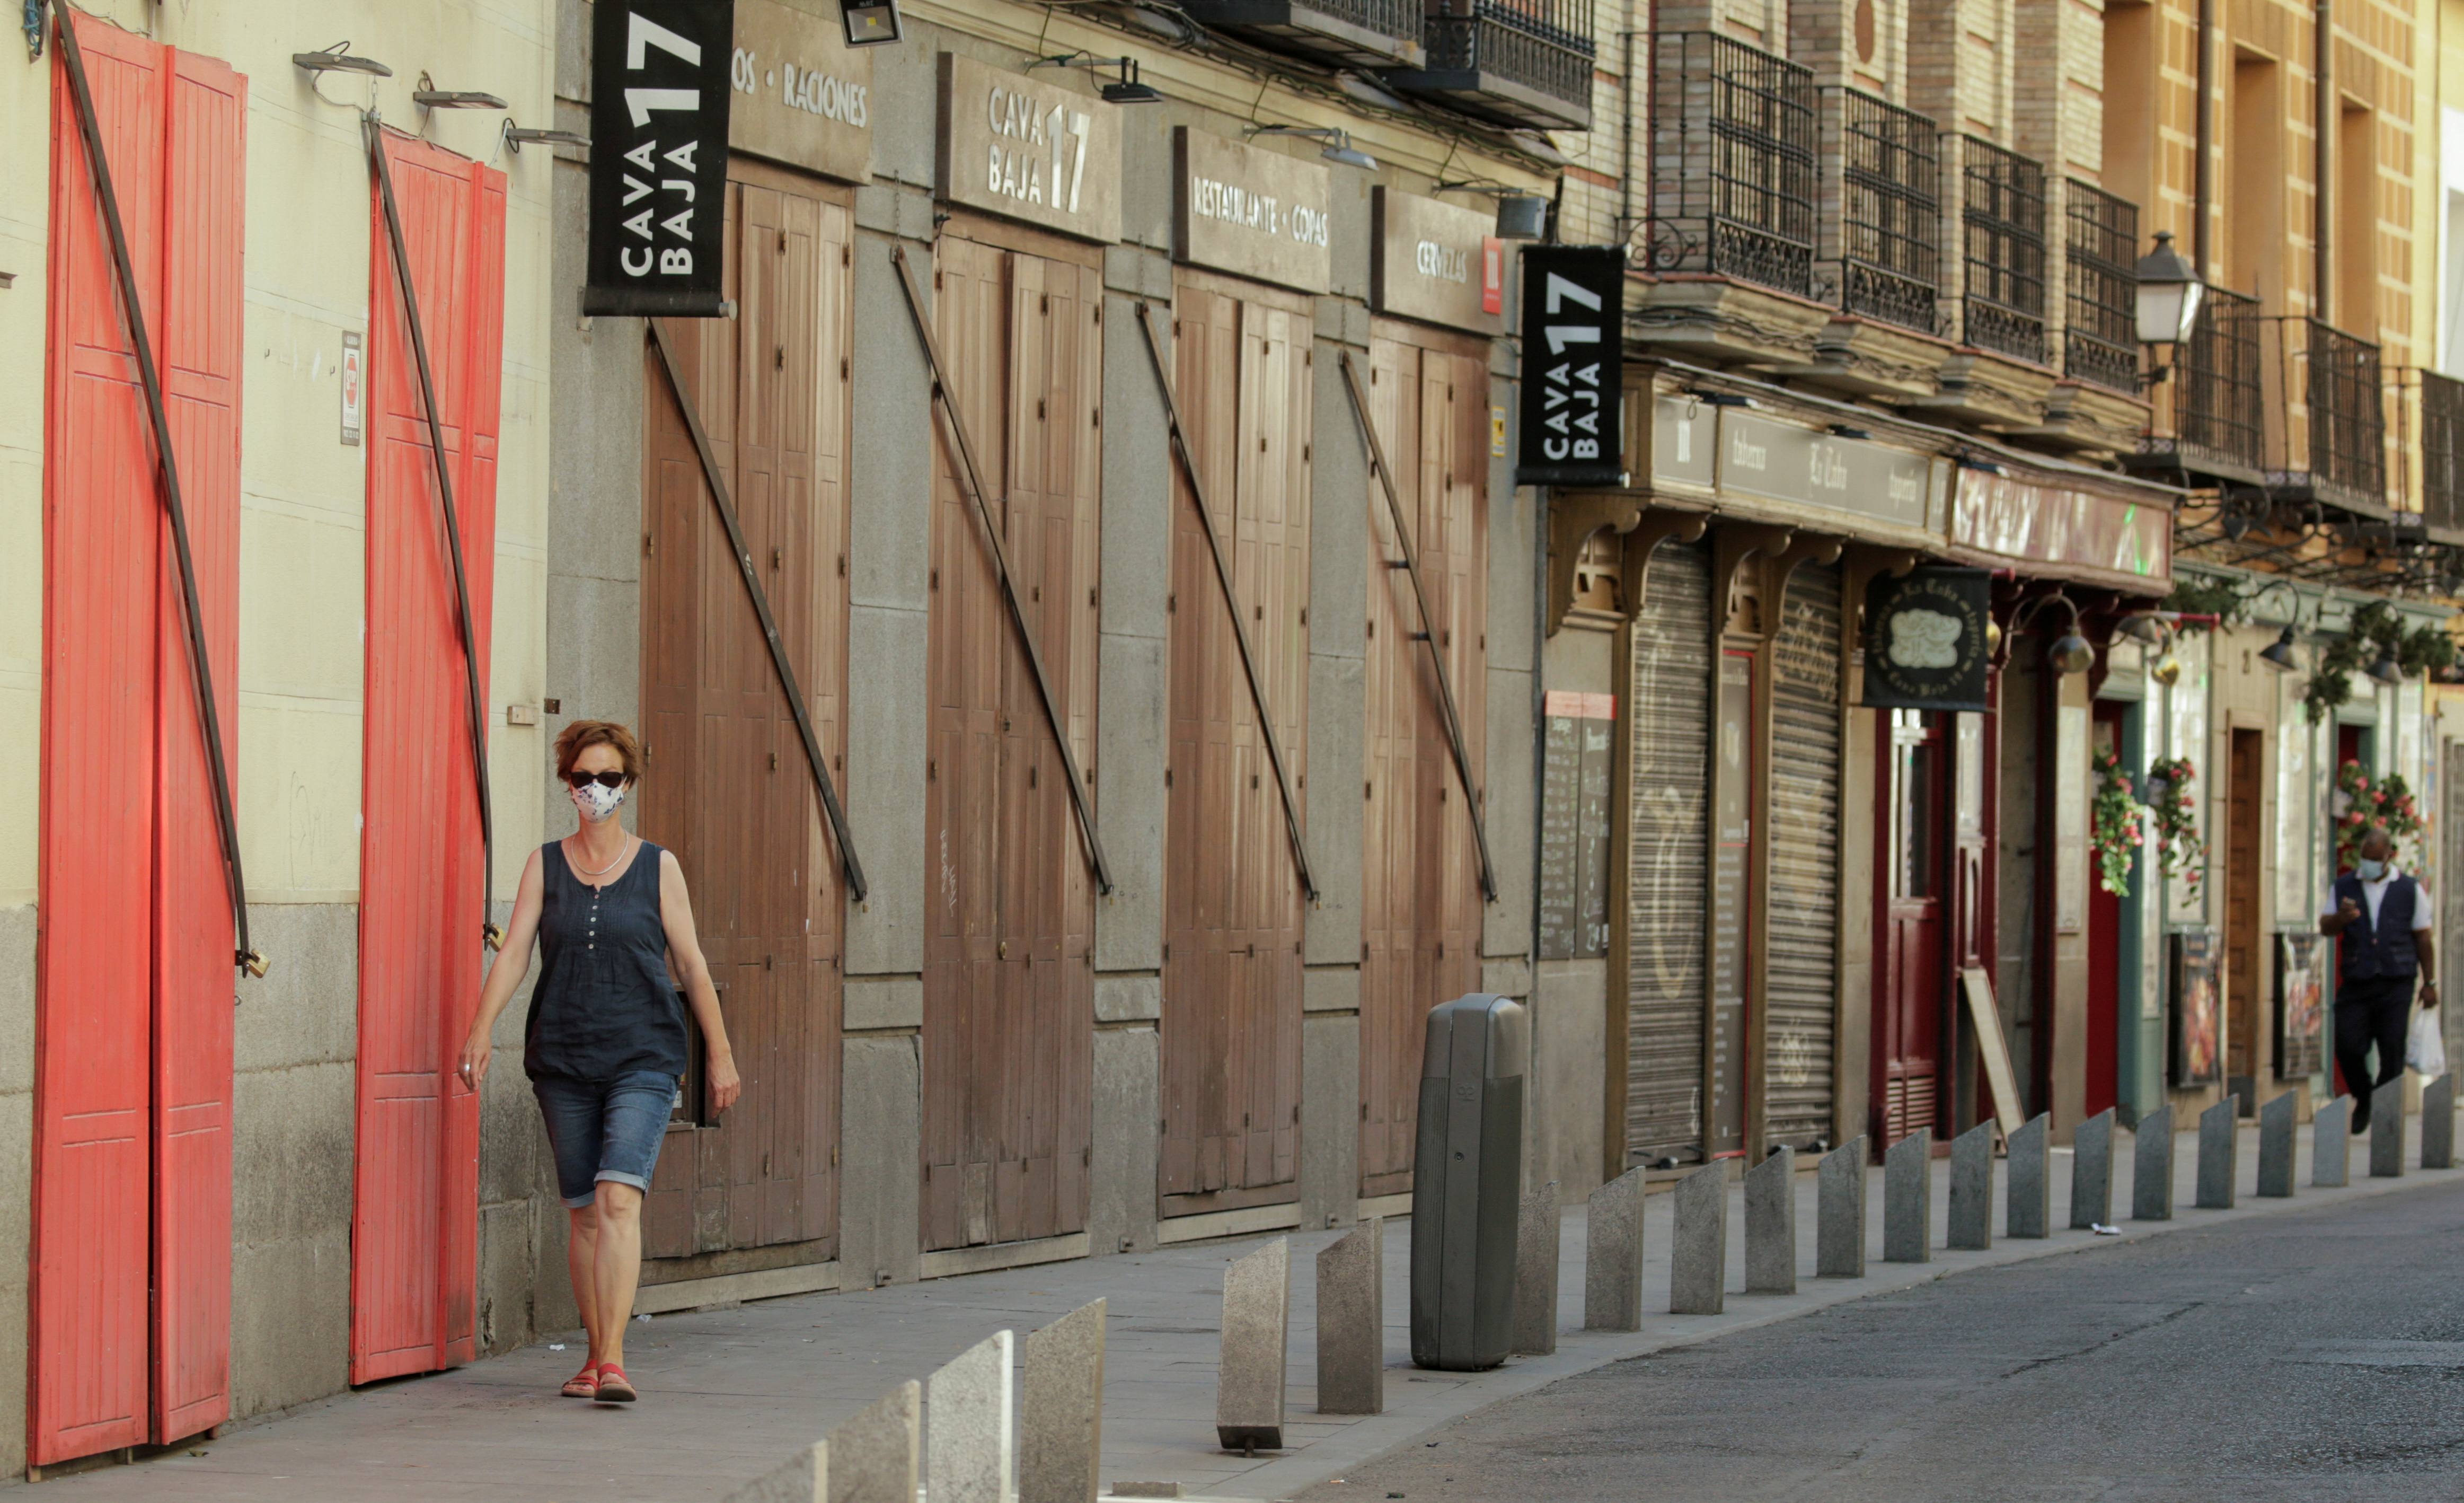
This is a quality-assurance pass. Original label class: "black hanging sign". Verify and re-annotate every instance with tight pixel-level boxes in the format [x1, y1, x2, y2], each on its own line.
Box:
[1514, 245, 1625, 487]
[1862, 566, 1992, 713]
[583, 1, 735, 317]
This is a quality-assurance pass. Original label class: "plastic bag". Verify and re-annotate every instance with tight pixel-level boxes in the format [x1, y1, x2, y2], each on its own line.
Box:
[2408, 1007, 2447, 1077]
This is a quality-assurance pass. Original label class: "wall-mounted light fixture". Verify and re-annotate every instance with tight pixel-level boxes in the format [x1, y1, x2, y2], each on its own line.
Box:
[293, 42, 393, 77]
[2009, 593, 2095, 676]
[1434, 179, 1549, 241]
[1028, 53, 1161, 103]
[1247, 124, 1376, 171]
[2237, 578, 2307, 673]
[2133, 230, 2205, 387]
[413, 71, 506, 110]
[840, 0, 904, 46]
[504, 121, 590, 154]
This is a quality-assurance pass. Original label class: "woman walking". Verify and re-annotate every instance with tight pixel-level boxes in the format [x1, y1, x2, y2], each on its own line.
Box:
[457, 720, 739, 1404]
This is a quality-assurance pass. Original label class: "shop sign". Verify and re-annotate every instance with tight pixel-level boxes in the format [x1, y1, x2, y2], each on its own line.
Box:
[1514, 245, 1624, 487]
[1173, 129, 1332, 294]
[1953, 470, 2172, 588]
[936, 54, 1122, 244]
[1861, 565, 1992, 713]
[1716, 410, 1941, 534]
[727, 0, 870, 182]
[1370, 187, 1502, 333]
[584, 0, 735, 317]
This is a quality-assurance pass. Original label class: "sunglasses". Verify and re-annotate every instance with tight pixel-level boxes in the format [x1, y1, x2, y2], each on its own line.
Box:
[564, 770, 629, 789]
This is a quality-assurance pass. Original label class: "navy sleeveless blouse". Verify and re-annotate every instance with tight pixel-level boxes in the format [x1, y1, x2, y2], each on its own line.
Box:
[524, 839, 692, 1082]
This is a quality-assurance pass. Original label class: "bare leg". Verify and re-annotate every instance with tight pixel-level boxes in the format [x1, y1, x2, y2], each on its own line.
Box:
[568, 1203, 604, 1364]
[592, 1181, 646, 1370]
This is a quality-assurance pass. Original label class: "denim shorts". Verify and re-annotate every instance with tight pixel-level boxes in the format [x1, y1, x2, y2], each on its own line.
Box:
[532, 1069, 679, 1209]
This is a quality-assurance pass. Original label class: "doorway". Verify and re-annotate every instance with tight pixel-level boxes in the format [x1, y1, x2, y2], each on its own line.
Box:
[2225, 727, 2266, 1104]
[2085, 702, 2129, 1120]
[1874, 709, 1949, 1147]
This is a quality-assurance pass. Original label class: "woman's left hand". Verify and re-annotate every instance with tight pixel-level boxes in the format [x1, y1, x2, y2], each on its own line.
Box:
[707, 1052, 742, 1115]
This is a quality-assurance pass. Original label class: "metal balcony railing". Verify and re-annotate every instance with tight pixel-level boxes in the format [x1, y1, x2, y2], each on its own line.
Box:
[1956, 135, 2048, 365]
[2418, 370, 2464, 536]
[2255, 317, 2386, 511]
[1179, 0, 1423, 69]
[1838, 90, 1938, 335]
[1398, 0, 1596, 128]
[2062, 181, 2139, 393]
[1642, 33, 1817, 298]
[2129, 285, 2265, 486]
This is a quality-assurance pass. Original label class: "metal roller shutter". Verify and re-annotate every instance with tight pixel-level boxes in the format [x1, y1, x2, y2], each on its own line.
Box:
[1626, 539, 1712, 1164]
[1766, 561, 1842, 1148]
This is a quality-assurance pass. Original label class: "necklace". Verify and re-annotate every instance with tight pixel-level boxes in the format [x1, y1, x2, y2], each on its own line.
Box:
[571, 834, 631, 880]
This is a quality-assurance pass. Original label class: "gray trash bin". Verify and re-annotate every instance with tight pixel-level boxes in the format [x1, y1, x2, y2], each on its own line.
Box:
[1409, 992, 1529, 1370]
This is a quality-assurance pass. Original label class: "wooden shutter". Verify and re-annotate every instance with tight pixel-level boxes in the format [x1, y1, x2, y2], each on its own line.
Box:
[35, 15, 244, 1463]
[1765, 561, 1841, 1149]
[1624, 540, 1712, 1165]
[353, 130, 504, 1384]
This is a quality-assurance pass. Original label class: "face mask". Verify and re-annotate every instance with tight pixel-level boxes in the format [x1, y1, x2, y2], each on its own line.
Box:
[570, 779, 629, 824]
[2357, 857, 2388, 882]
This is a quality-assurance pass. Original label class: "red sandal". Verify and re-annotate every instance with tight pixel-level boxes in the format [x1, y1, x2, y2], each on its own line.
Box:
[560, 1363, 600, 1399]
[593, 1364, 637, 1403]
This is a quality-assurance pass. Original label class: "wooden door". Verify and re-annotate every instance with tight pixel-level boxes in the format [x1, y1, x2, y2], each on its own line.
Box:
[638, 168, 851, 1261]
[1874, 709, 1949, 1147]
[920, 225, 1099, 1251]
[2085, 702, 2126, 1121]
[1160, 274, 1312, 1217]
[1359, 327, 1487, 1197]
[35, 16, 244, 1460]
[2225, 726, 2265, 1087]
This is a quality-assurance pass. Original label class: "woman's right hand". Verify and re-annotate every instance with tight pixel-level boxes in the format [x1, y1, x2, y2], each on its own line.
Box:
[456, 1032, 490, 1094]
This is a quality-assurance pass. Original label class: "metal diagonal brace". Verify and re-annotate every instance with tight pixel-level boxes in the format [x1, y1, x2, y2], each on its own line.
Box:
[646, 319, 870, 902]
[367, 115, 502, 950]
[890, 245, 1114, 896]
[1135, 301, 1320, 906]
[55, 12, 264, 976]
[1336, 350, 1498, 903]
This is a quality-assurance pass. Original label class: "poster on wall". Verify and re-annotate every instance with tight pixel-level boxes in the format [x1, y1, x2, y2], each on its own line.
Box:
[2170, 928, 2223, 1087]
[2275, 932, 2326, 1080]
[583, 0, 736, 317]
[1861, 567, 1992, 713]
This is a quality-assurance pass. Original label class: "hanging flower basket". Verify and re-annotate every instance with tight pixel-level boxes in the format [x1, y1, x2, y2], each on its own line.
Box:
[2091, 746, 2144, 896]
[2147, 754, 2204, 894]
[2333, 760, 2425, 871]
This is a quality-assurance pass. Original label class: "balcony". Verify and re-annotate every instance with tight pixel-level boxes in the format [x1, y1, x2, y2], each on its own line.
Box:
[2129, 286, 2266, 488]
[2258, 317, 2386, 515]
[1955, 136, 2048, 366]
[2062, 182, 2138, 394]
[2417, 371, 2464, 543]
[1384, 0, 1595, 130]
[1837, 90, 1939, 338]
[1179, 0, 1422, 69]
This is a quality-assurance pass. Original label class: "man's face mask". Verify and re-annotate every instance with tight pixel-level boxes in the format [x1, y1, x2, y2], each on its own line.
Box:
[2358, 856, 2389, 882]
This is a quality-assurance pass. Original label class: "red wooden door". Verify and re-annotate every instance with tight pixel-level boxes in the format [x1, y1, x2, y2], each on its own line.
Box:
[352, 130, 504, 1384]
[36, 15, 244, 1464]
[1872, 709, 1947, 1147]
[2085, 701, 2125, 1120]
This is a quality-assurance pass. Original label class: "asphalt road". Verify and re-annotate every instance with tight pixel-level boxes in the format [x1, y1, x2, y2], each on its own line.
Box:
[1298, 1178, 2464, 1503]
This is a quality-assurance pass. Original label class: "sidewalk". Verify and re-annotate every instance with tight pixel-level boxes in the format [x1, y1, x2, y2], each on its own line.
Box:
[33, 1112, 2461, 1502]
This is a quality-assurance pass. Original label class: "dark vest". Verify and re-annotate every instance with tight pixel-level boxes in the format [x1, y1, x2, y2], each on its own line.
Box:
[2335, 871, 2422, 981]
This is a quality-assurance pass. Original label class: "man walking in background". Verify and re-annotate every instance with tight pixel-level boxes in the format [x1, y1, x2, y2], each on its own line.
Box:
[2320, 825, 2439, 1132]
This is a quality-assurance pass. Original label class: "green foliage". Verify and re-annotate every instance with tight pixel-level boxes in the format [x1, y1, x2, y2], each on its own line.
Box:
[2159, 576, 2242, 632]
[2147, 755, 2204, 895]
[2333, 761, 2425, 869]
[2300, 600, 2455, 724]
[2090, 745, 2143, 897]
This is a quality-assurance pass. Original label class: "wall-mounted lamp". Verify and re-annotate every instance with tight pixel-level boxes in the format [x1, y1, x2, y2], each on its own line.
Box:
[2134, 230, 2205, 387]
[1029, 53, 1161, 103]
[413, 71, 506, 110]
[2368, 651, 2410, 686]
[504, 121, 590, 154]
[1246, 125, 1376, 171]
[1434, 180, 1549, 241]
[2238, 578, 2306, 673]
[840, 0, 904, 46]
[2010, 593, 2095, 676]
[293, 43, 393, 77]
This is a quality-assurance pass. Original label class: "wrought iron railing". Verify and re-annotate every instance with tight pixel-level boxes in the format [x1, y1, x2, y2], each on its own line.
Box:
[1420, 0, 1596, 115]
[1838, 90, 1938, 334]
[2419, 371, 2464, 533]
[2174, 287, 2264, 476]
[2063, 180, 2138, 393]
[1644, 32, 1817, 298]
[1956, 135, 2048, 364]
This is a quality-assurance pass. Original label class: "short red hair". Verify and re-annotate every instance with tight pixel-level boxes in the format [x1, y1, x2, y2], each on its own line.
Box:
[553, 719, 644, 783]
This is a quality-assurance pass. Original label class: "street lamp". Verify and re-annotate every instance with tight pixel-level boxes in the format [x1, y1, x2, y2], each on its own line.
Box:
[2134, 231, 2206, 346]
[1247, 125, 1377, 171]
[2238, 578, 2306, 672]
[2010, 593, 2096, 676]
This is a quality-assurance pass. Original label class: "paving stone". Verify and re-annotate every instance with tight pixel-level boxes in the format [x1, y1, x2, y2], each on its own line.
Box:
[1215, 1238, 1289, 1452]
[2257, 1092, 2296, 1198]
[2314, 1094, 2352, 1186]
[1744, 1148, 1795, 1294]
[2371, 1079, 2406, 1178]
[1020, 1300, 1105, 1503]
[2004, 1114, 2048, 1239]
[2070, 1109, 2114, 1229]
[2195, 1097, 2237, 1209]
[1947, 1121, 1993, 1251]
[1582, 1167, 1646, 1332]
[926, 1330, 1013, 1503]
[1512, 1181, 1559, 1355]
[1883, 1129, 1932, 1264]
[1668, 1163, 1728, 1315]
[1816, 1138, 1866, 1278]
[828, 1381, 919, 1503]
[1314, 1219, 1382, 1416]
[2132, 1105, 2175, 1221]
[2423, 1074, 2456, 1170]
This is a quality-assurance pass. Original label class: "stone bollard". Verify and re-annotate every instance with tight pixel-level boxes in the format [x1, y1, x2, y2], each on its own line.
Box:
[2131, 1104, 2175, 1220]
[829, 1381, 922, 1503]
[1745, 1147, 1797, 1294]
[2195, 1097, 2237, 1210]
[2424, 1074, 2457, 1171]
[926, 1331, 1014, 1503]
[2256, 1093, 2297, 1198]
[1883, 1129, 1932, 1263]
[2005, 1114, 2050, 1239]
[1216, 1239, 1290, 1453]
[1816, 1138, 1867, 1278]
[1512, 1181, 1560, 1356]
[2312, 1095, 2352, 1187]
[1669, 1163, 1728, 1315]
[1021, 1301, 1107, 1503]
[2070, 1109, 2115, 1229]
[1583, 1167, 1648, 1332]
[2371, 1079, 2407, 1178]
[1315, 1219, 1383, 1416]
[1947, 1121, 1994, 1251]
[725, 1442, 829, 1503]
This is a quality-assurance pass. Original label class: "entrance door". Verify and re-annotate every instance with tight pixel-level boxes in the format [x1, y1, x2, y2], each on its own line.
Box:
[638, 167, 851, 1261]
[352, 128, 504, 1385]
[921, 225, 1100, 1251]
[1874, 710, 1949, 1146]
[2085, 702, 2127, 1120]
[2225, 726, 2265, 1094]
